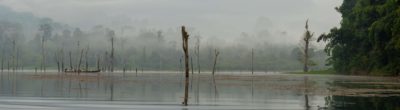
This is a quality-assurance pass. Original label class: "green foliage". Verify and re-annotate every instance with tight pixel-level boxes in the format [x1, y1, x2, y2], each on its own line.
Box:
[319, 0, 400, 75]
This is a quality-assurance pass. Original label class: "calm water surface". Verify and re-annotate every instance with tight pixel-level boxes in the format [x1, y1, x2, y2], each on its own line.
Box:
[0, 71, 399, 110]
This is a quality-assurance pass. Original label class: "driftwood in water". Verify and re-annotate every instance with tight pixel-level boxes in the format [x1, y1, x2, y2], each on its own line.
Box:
[64, 69, 100, 73]
[181, 26, 190, 106]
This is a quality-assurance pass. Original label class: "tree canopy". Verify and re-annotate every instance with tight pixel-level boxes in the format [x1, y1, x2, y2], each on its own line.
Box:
[318, 0, 400, 75]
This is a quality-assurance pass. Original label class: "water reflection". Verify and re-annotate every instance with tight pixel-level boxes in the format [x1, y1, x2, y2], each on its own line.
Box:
[0, 71, 399, 109]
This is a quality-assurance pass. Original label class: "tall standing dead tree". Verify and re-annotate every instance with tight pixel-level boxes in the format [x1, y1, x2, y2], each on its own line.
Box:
[181, 26, 190, 106]
[69, 51, 73, 71]
[302, 20, 314, 72]
[251, 48, 254, 74]
[195, 37, 200, 74]
[39, 24, 51, 72]
[212, 49, 219, 75]
[108, 30, 115, 72]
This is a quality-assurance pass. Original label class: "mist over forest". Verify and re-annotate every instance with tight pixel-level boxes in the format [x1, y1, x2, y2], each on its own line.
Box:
[0, 3, 331, 72]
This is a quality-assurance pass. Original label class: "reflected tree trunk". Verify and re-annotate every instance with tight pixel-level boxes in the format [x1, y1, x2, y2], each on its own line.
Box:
[304, 76, 310, 109]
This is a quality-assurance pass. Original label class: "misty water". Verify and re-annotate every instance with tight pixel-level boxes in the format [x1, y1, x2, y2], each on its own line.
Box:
[0, 71, 399, 110]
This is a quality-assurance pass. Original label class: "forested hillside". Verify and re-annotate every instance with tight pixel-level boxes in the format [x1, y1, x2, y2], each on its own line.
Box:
[319, 0, 400, 75]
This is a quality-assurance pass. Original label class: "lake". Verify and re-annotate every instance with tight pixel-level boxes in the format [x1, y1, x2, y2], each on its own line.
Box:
[0, 71, 399, 110]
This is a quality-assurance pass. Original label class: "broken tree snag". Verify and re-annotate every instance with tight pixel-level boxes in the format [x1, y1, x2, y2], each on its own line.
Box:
[181, 26, 190, 106]
[78, 49, 84, 74]
[302, 20, 314, 72]
[97, 55, 100, 71]
[55, 50, 60, 72]
[69, 51, 73, 71]
[212, 49, 219, 75]
[61, 49, 64, 73]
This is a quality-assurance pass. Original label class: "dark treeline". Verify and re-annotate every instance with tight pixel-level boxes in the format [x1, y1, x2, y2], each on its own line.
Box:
[319, 0, 400, 75]
[0, 5, 329, 72]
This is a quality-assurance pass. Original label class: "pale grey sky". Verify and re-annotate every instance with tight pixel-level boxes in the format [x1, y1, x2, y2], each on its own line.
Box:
[0, 0, 342, 45]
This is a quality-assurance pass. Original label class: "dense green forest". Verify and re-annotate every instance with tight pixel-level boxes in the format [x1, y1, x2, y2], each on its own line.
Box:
[318, 0, 400, 75]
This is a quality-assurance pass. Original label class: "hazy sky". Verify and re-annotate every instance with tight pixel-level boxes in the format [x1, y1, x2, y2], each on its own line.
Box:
[0, 0, 342, 44]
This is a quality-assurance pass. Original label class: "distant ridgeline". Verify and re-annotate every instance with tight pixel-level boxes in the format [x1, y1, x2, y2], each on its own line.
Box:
[0, 5, 330, 72]
[318, 0, 400, 75]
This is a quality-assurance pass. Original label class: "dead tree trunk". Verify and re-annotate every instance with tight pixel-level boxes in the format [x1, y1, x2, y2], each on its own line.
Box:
[181, 26, 190, 106]
[85, 47, 89, 71]
[41, 35, 45, 72]
[12, 40, 16, 72]
[1, 56, 3, 72]
[78, 49, 84, 74]
[61, 49, 64, 72]
[195, 37, 200, 74]
[251, 48, 254, 74]
[69, 51, 73, 71]
[55, 51, 60, 72]
[191, 57, 194, 74]
[303, 20, 314, 72]
[16, 48, 19, 72]
[76, 41, 80, 72]
[97, 55, 100, 71]
[108, 30, 115, 72]
[212, 49, 219, 75]
[211, 49, 219, 97]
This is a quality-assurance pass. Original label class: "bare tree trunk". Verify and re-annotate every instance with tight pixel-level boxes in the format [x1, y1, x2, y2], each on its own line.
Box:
[304, 41, 309, 72]
[181, 26, 190, 106]
[16, 48, 19, 72]
[97, 55, 100, 71]
[191, 57, 194, 74]
[212, 49, 219, 75]
[12, 40, 16, 72]
[61, 49, 64, 72]
[41, 36, 45, 72]
[195, 37, 200, 74]
[251, 48, 254, 74]
[7, 60, 9, 71]
[303, 20, 313, 72]
[211, 49, 219, 97]
[78, 49, 84, 74]
[110, 36, 114, 72]
[55, 51, 60, 72]
[69, 51, 73, 71]
[85, 47, 89, 71]
[76, 41, 80, 72]
[1, 56, 3, 72]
